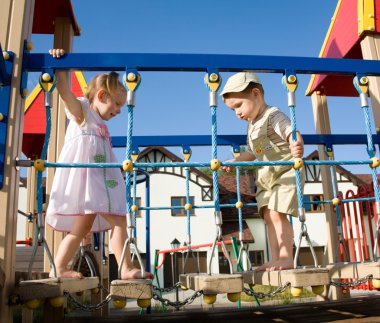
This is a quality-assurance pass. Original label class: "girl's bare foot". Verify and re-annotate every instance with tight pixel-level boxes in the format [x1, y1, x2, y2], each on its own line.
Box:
[121, 267, 154, 280]
[50, 269, 83, 279]
[255, 260, 277, 271]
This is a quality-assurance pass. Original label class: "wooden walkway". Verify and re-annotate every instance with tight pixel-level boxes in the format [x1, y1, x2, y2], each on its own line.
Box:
[63, 295, 380, 323]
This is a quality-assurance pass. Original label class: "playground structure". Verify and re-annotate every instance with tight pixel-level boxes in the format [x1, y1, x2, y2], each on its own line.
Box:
[2, 0, 380, 322]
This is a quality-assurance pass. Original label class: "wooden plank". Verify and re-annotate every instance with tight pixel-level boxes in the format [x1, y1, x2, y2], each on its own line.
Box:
[179, 273, 243, 294]
[361, 35, 380, 132]
[0, 0, 35, 321]
[110, 279, 152, 299]
[44, 17, 74, 272]
[18, 276, 99, 301]
[249, 267, 330, 287]
[327, 261, 380, 279]
[0, 265, 4, 288]
[311, 92, 343, 301]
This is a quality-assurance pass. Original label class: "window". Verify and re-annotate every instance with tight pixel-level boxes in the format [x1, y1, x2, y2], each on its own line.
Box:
[303, 194, 324, 212]
[171, 196, 195, 216]
[131, 197, 142, 217]
[249, 250, 264, 266]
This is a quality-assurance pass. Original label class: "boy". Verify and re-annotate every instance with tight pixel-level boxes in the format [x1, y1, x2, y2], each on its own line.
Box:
[220, 72, 304, 271]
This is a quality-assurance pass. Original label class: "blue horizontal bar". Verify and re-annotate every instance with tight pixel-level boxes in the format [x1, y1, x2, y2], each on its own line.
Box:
[111, 134, 380, 148]
[24, 53, 380, 75]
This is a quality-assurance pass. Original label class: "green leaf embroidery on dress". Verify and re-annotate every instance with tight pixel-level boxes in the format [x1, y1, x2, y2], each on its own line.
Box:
[94, 154, 106, 163]
[105, 180, 118, 188]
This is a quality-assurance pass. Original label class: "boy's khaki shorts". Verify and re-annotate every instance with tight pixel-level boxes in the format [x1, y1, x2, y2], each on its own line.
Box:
[255, 165, 304, 218]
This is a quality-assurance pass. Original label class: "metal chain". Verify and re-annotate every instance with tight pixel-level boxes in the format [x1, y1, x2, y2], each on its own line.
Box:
[243, 282, 291, 299]
[330, 275, 373, 288]
[152, 290, 203, 310]
[153, 282, 181, 293]
[63, 285, 112, 312]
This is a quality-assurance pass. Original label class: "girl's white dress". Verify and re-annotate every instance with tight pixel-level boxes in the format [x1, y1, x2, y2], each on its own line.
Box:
[46, 97, 126, 232]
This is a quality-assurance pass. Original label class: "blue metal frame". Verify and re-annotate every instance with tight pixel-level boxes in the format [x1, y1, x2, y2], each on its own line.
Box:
[0, 51, 14, 189]
[111, 134, 380, 148]
[24, 53, 380, 75]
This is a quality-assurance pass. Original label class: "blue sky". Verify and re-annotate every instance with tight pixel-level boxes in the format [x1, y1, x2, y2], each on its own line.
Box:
[29, 0, 374, 174]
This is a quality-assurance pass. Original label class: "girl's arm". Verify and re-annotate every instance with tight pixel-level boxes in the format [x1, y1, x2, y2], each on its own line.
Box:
[49, 49, 84, 125]
[221, 150, 256, 173]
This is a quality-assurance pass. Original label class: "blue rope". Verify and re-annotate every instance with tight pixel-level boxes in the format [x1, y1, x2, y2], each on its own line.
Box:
[37, 104, 51, 214]
[236, 167, 243, 236]
[30, 158, 377, 169]
[185, 166, 191, 237]
[289, 106, 304, 209]
[361, 106, 380, 202]
[211, 106, 220, 211]
[133, 168, 137, 238]
[363, 106, 375, 158]
[125, 105, 134, 214]
[328, 163, 342, 227]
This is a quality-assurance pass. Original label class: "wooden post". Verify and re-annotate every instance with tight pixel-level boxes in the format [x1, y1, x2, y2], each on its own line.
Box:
[360, 34, 380, 129]
[310, 91, 343, 300]
[44, 17, 74, 272]
[0, 0, 35, 321]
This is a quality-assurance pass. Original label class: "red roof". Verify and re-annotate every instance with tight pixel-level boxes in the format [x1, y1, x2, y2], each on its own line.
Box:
[23, 72, 86, 159]
[32, 0, 80, 36]
[307, 0, 380, 97]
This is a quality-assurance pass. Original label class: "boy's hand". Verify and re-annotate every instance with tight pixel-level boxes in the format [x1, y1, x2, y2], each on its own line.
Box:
[49, 49, 65, 58]
[288, 131, 304, 158]
[290, 139, 303, 158]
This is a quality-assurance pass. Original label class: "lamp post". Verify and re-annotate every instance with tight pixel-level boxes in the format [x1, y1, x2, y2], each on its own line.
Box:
[170, 238, 180, 309]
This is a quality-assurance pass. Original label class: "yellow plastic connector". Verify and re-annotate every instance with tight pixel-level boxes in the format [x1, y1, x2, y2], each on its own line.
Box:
[227, 292, 240, 302]
[290, 287, 303, 297]
[26, 42, 33, 51]
[370, 157, 380, 169]
[210, 159, 221, 171]
[34, 159, 45, 172]
[235, 201, 243, 209]
[137, 299, 151, 308]
[25, 299, 41, 309]
[22, 88, 29, 97]
[41, 73, 51, 82]
[131, 205, 139, 213]
[2, 51, 10, 60]
[311, 285, 324, 295]
[287, 74, 297, 84]
[332, 198, 340, 206]
[49, 296, 65, 307]
[122, 160, 133, 172]
[360, 76, 369, 85]
[372, 279, 380, 290]
[203, 294, 217, 304]
[184, 203, 192, 211]
[209, 73, 219, 82]
[293, 158, 303, 169]
[113, 298, 127, 309]
[127, 72, 137, 82]
[0, 113, 3, 121]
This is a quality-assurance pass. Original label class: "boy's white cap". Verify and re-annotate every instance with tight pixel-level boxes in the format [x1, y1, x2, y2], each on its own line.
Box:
[220, 72, 262, 96]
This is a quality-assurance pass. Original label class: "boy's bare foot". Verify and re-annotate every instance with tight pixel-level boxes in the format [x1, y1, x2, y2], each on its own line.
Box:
[49, 269, 84, 279]
[121, 268, 154, 280]
[265, 260, 294, 271]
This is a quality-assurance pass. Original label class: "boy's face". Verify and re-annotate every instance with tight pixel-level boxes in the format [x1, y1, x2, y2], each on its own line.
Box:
[224, 88, 262, 122]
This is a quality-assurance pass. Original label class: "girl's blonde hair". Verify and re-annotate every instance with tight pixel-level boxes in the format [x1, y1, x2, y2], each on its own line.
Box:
[85, 71, 127, 103]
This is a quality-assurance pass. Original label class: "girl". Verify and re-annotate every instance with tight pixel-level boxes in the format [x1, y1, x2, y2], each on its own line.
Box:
[46, 49, 152, 280]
